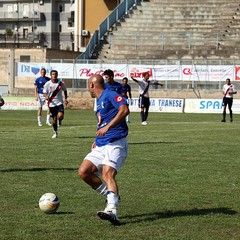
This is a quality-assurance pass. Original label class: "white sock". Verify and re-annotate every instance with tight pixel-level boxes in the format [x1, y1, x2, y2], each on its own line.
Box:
[106, 191, 119, 214]
[46, 114, 51, 123]
[37, 116, 42, 123]
[95, 183, 108, 196]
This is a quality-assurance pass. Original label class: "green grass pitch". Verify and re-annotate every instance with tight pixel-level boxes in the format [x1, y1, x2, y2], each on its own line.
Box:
[1, 110, 240, 240]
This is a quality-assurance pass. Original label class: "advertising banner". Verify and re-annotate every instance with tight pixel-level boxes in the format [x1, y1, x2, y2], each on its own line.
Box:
[129, 98, 184, 112]
[185, 99, 240, 114]
[16, 62, 74, 79]
[0, 97, 48, 110]
[74, 64, 128, 80]
[16, 62, 237, 82]
[181, 65, 234, 81]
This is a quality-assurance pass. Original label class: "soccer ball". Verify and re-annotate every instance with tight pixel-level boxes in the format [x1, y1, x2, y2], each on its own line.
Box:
[39, 193, 60, 213]
[0, 99, 4, 107]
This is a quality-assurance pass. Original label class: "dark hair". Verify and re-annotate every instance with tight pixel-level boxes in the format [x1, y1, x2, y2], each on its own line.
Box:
[103, 69, 114, 77]
[122, 77, 128, 81]
[143, 72, 149, 77]
[50, 70, 58, 75]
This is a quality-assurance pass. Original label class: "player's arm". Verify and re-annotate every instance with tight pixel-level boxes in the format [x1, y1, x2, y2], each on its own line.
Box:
[63, 89, 68, 106]
[96, 104, 129, 136]
[128, 86, 133, 104]
[232, 87, 237, 94]
[153, 80, 163, 87]
[131, 77, 139, 83]
[43, 92, 49, 101]
[43, 85, 49, 101]
[35, 86, 38, 101]
[128, 85, 132, 99]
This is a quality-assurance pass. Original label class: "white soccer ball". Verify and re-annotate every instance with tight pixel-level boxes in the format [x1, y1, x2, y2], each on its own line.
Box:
[39, 193, 60, 213]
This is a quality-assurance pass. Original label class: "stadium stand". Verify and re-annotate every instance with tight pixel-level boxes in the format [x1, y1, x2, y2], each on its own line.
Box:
[94, 0, 240, 62]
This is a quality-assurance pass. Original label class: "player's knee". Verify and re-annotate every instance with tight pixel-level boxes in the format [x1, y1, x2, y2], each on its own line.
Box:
[78, 167, 87, 180]
[58, 115, 64, 121]
[102, 171, 115, 183]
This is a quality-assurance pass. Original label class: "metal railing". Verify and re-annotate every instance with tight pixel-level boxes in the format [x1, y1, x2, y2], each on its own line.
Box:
[76, 0, 143, 60]
[107, 31, 240, 51]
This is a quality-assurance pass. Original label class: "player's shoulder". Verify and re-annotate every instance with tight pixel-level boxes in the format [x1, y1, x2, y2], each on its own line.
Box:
[114, 81, 122, 87]
[44, 80, 51, 87]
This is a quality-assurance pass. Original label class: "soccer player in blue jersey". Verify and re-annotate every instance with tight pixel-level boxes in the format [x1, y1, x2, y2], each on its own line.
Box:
[78, 74, 129, 225]
[121, 77, 132, 123]
[103, 69, 123, 94]
[34, 68, 51, 126]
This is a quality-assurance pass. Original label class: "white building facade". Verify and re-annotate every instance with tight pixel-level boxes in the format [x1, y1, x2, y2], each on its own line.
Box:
[0, 0, 82, 51]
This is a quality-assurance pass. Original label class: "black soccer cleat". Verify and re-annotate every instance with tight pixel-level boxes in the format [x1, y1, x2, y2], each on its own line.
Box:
[97, 211, 120, 226]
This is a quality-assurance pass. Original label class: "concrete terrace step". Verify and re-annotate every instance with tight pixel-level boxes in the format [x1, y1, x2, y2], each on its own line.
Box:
[111, 31, 209, 37]
[150, 0, 239, 3]
[95, 0, 240, 61]
[124, 18, 218, 24]
[118, 24, 216, 30]
[131, 12, 223, 19]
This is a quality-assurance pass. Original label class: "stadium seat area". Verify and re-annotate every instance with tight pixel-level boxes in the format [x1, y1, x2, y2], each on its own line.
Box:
[97, 0, 240, 62]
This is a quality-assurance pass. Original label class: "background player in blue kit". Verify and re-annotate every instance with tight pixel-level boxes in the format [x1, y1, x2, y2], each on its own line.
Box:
[121, 77, 132, 123]
[103, 69, 123, 94]
[78, 74, 129, 225]
[34, 68, 51, 126]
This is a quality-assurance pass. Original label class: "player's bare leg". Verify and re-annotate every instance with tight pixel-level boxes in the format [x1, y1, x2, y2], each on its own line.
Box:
[78, 160, 108, 195]
[97, 165, 120, 225]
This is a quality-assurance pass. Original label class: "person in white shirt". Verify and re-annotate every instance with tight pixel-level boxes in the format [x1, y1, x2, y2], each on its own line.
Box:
[221, 78, 237, 122]
[131, 72, 163, 125]
[43, 70, 68, 138]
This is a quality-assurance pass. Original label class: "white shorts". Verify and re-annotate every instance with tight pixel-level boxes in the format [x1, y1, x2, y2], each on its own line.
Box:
[84, 138, 128, 173]
[37, 94, 47, 108]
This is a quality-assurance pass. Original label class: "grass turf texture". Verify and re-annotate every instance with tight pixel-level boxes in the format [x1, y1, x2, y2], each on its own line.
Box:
[0, 110, 240, 240]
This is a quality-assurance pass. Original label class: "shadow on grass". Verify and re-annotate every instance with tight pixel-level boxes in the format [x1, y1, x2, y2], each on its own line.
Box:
[55, 212, 75, 215]
[129, 141, 182, 145]
[120, 208, 237, 225]
[0, 167, 78, 173]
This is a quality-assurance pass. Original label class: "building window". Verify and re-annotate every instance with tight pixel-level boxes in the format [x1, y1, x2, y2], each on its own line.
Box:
[20, 55, 31, 62]
[59, 5, 63, 12]
[7, 5, 13, 18]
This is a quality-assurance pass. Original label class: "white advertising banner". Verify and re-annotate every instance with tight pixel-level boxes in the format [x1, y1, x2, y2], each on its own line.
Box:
[153, 65, 181, 81]
[129, 98, 184, 112]
[74, 64, 128, 80]
[16, 62, 74, 79]
[1, 97, 48, 110]
[16, 62, 236, 82]
[181, 65, 234, 81]
[128, 65, 154, 80]
[128, 65, 181, 81]
[185, 98, 240, 114]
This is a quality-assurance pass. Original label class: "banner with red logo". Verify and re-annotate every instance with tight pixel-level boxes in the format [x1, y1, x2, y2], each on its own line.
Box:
[17, 62, 236, 82]
[235, 66, 240, 80]
[181, 65, 234, 81]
